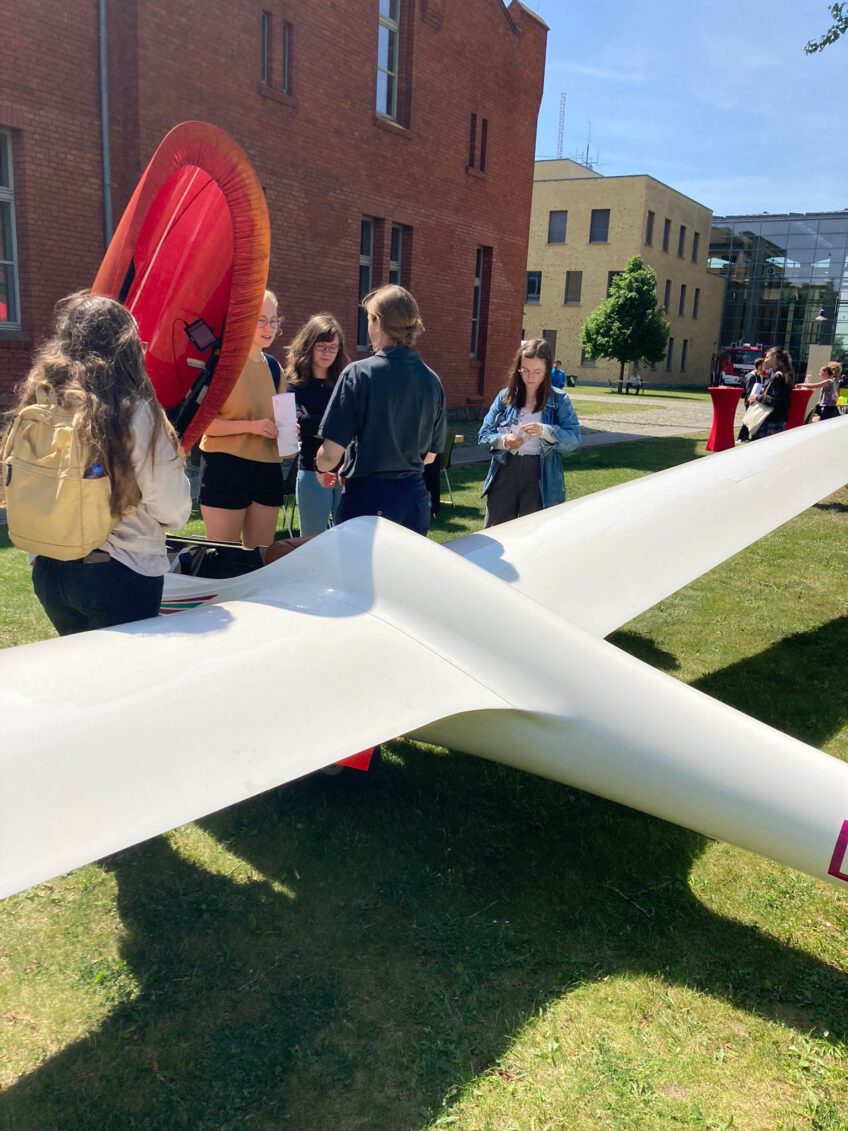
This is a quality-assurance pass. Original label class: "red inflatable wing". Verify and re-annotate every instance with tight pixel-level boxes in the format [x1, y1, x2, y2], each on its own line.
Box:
[93, 121, 271, 449]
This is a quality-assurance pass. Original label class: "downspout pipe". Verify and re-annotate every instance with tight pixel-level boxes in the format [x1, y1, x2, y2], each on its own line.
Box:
[98, 0, 113, 248]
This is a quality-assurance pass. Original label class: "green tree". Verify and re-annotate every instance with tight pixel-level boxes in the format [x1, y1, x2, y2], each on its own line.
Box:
[580, 255, 668, 384]
[805, 3, 847, 52]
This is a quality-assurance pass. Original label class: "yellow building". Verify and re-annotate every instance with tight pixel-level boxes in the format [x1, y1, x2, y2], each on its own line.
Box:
[524, 159, 724, 387]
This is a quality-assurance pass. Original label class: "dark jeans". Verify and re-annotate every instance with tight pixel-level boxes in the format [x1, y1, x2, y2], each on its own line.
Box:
[336, 475, 431, 535]
[484, 454, 542, 528]
[32, 555, 165, 636]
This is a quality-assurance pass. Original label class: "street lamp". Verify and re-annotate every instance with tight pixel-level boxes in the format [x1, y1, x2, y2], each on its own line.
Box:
[814, 308, 827, 345]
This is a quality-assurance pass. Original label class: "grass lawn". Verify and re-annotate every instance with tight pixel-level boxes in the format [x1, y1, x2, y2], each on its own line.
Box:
[1, 437, 846, 1130]
[574, 385, 713, 404]
[560, 397, 656, 417]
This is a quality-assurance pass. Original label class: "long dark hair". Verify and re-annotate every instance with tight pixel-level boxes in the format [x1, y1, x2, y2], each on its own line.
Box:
[7, 291, 180, 516]
[767, 347, 796, 389]
[504, 338, 552, 411]
[284, 312, 348, 387]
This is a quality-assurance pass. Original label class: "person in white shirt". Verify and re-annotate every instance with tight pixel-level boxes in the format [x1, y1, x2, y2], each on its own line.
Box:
[11, 291, 191, 635]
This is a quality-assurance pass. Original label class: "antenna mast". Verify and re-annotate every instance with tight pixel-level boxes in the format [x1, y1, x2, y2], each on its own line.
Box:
[556, 92, 566, 159]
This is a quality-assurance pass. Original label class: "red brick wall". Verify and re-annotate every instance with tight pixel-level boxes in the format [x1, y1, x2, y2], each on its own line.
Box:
[0, 1, 108, 400]
[1, 0, 546, 408]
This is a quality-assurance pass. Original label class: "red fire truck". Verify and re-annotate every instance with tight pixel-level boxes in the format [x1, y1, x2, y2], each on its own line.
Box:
[712, 343, 765, 388]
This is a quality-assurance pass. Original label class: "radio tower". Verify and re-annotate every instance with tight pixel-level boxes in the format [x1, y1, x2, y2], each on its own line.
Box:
[556, 92, 566, 158]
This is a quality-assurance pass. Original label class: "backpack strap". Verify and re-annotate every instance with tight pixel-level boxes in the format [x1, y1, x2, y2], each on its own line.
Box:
[264, 353, 282, 392]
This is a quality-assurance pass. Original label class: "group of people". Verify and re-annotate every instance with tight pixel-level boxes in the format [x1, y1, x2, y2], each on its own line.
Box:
[739, 350, 843, 442]
[198, 285, 446, 547]
[5, 285, 584, 637]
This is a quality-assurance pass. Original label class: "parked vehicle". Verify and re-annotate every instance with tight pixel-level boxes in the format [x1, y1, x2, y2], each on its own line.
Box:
[712, 344, 764, 388]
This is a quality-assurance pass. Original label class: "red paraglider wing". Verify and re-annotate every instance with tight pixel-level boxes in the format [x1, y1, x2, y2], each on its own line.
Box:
[93, 121, 270, 449]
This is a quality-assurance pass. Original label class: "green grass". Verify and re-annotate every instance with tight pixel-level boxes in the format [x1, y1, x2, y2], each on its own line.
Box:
[1, 438, 846, 1131]
[562, 397, 656, 417]
[574, 385, 713, 403]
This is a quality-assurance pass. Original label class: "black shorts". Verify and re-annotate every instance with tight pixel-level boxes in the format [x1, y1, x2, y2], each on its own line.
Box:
[198, 451, 286, 510]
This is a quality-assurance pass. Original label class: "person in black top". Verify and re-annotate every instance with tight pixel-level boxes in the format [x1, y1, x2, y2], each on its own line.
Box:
[748, 346, 795, 441]
[284, 313, 349, 536]
[316, 286, 446, 536]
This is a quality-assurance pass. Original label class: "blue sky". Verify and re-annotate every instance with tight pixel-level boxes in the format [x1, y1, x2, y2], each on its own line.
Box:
[530, 0, 846, 217]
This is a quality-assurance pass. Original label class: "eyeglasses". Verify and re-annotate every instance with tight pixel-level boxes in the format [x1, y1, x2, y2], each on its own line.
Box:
[520, 367, 545, 379]
[314, 342, 340, 354]
[257, 317, 281, 329]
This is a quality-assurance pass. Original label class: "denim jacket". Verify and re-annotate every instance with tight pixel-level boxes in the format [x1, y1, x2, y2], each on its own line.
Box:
[478, 389, 581, 507]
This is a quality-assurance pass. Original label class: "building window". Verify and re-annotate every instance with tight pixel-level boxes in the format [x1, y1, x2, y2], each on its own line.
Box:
[677, 224, 686, 258]
[0, 130, 20, 326]
[691, 231, 700, 264]
[580, 346, 596, 367]
[678, 283, 687, 316]
[542, 329, 557, 356]
[564, 270, 582, 305]
[663, 279, 671, 312]
[589, 209, 610, 243]
[645, 210, 655, 246]
[525, 270, 542, 304]
[467, 114, 488, 171]
[357, 216, 375, 349]
[281, 21, 292, 93]
[470, 246, 485, 357]
[548, 210, 567, 244]
[261, 11, 272, 84]
[693, 287, 700, 319]
[470, 246, 492, 386]
[607, 270, 622, 297]
[389, 223, 403, 284]
[665, 336, 674, 371]
[662, 217, 671, 252]
[680, 339, 688, 371]
[376, 0, 400, 120]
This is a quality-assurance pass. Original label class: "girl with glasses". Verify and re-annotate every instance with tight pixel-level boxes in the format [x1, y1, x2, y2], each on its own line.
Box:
[284, 313, 349, 536]
[478, 338, 580, 527]
[198, 290, 288, 548]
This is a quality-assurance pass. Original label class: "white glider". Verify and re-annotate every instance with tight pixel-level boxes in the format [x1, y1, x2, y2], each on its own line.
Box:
[1, 418, 847, 900]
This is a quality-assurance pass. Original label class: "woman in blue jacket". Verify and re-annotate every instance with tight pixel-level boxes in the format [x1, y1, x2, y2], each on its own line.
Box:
[478, 339, 580, 527]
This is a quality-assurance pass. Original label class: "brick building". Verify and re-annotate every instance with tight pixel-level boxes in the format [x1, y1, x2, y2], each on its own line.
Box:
[0, 0, 547, 406]
[524, 159, 724, 387]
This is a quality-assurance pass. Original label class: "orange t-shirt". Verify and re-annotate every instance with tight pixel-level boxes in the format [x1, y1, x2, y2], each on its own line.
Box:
[199, 356, 280, 463]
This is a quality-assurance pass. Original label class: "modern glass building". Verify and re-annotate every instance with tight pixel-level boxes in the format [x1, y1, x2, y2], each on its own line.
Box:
[708, 211, 848, 375]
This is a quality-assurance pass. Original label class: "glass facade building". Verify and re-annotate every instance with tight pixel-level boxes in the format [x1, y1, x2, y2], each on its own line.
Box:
[708, 211, 848, 374]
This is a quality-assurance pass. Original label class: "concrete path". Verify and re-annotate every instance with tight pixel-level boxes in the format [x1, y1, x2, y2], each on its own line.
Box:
[449, 392, 716, 464]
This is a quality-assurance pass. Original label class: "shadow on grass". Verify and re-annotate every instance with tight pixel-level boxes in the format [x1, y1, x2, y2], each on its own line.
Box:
[3, 688, 846, 1128]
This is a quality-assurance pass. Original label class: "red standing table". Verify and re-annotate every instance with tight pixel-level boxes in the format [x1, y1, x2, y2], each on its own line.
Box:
[787, 385, 816, 430]
[706, 386, 744, 452]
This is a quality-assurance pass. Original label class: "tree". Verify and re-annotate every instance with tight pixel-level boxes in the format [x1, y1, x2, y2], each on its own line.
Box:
[581, 255, 668, 384]
[805, 3, 848, 53]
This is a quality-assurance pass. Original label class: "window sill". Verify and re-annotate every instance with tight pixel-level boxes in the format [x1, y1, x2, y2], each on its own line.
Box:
[257, 83, 297, 108]
[588, 240, 609, 245]
[466, 165, 486, 180]
[526, 299, 540, 305]
[563, 301, 581, 307]
[373, 112, 412, 139]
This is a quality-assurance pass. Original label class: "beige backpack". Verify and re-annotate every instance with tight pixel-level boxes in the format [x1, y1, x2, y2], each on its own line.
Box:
[2, 384, 115, 560]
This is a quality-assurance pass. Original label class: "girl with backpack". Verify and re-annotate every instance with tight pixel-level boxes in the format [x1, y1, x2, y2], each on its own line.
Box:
[4, 291, 191, 635]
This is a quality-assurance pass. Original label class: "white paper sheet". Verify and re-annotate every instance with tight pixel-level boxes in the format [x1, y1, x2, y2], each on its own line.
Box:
[272, 392, 299, 457]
